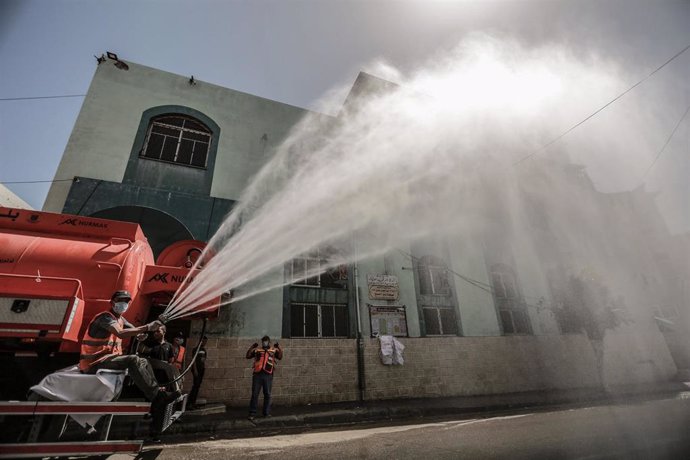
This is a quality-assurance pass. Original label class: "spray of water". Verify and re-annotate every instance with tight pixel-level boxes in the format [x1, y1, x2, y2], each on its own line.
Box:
[163, 35, 682, 321]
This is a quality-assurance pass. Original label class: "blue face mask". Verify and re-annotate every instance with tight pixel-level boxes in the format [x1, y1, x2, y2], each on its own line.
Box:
[113, 301, 129, 315]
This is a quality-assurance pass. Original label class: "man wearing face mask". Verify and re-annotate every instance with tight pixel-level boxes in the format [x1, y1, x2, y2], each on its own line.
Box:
[79, 290, 178, 407]
[246, 336, 283, 420]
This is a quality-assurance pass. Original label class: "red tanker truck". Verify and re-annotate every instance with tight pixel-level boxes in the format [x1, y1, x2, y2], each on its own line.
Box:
[0, 206, 214, 362]
[0, 207, 220, 456]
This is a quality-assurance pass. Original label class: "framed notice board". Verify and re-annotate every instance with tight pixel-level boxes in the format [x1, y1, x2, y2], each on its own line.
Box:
[369, 304, 408, 337]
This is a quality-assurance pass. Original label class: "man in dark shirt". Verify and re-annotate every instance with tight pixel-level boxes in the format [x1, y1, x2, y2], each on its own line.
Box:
[139, 325, 174, 362]
[138, 324, 180, 392]
[188, 335, 208, 409]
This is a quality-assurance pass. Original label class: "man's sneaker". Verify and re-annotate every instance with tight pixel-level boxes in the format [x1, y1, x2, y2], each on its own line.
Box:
[263, 414, 272, 418]
[247, 415, 255, 421]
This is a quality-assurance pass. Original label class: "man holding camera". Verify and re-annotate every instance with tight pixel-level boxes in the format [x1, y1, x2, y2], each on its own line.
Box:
[245, 336, 283, 420]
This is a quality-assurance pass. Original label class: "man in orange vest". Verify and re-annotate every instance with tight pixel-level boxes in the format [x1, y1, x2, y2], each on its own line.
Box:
[79, 290, 179, 407]
[246, 336, 282, 420]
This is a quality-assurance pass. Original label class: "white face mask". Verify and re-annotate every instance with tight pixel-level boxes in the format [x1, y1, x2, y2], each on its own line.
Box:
[112, 301, 129, 315]
[175, 338, 183, 345]
[262, 341, 270, 348]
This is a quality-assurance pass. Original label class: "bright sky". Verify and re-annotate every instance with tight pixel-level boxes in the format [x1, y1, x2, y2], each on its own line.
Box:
[0, 0, 688, 230]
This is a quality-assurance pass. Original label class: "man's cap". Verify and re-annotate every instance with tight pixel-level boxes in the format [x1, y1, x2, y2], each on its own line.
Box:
[111, 290, 132, 301]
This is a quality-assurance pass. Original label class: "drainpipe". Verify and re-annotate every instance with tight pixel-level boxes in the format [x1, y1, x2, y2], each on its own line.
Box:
[352, 233, 366, 402]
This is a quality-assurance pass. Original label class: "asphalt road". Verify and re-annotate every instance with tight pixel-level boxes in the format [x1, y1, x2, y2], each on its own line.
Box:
[122, 395, 690, 460]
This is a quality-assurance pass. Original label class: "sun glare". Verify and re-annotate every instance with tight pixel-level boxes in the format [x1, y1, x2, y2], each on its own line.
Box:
[414, 51, 564, 116]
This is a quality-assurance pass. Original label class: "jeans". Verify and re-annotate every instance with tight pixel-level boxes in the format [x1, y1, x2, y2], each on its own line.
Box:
[148, 358, 182, 393]
[88, 354, 160, 400]
[249, 372, 273, 416]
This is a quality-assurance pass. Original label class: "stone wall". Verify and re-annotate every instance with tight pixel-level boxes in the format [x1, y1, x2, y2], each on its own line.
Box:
[186, 338, 359, 407]
[362, 335, 601, 400]
[189, 334, 607, 407]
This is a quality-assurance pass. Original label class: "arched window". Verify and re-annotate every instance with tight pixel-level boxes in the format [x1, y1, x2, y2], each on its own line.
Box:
[140, 114, 212, 168]
[490, 263, 531, 334]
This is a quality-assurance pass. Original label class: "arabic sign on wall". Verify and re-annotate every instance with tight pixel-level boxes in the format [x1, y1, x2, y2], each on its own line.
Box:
[367, 273, 399, 300]
[369, 305, 408, 337]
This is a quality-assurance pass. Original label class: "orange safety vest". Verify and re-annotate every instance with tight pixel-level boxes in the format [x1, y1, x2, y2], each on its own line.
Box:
[172, 345, 186, 371]
[252, 347, 278, 374]
[79, 312, 123, 372]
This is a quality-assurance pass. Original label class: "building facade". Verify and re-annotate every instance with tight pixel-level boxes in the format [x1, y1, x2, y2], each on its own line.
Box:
[45, 55, 688, 406]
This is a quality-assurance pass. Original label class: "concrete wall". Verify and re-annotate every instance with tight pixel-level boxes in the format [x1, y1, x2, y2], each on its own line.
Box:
[187, 333, 676, 408]
[44, 59, 328, 212]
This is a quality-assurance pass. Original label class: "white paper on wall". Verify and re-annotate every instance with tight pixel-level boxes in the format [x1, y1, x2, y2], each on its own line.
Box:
[379, 335, 405, 365]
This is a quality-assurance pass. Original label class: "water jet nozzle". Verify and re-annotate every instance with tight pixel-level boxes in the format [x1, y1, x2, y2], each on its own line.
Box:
[158, 313, 170, 324]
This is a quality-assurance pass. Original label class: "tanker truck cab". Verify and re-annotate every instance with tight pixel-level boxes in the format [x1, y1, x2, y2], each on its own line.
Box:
[0, 208, 156, 358]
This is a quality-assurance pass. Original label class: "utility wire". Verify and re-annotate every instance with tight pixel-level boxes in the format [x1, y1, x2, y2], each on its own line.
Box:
[0, 94, 86, 102]
[392, 246, 495, 295]
[392, 246, 558, 313]
[0, 178, 73, 185]
[641, 104, 690, 179]
[513, 43, 690, 166]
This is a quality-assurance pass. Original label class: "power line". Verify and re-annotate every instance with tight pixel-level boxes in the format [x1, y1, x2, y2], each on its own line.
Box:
[392, 246, 559, 315]
[392, 247, 495, 295]
[513, 43, 690, 166]
[0, 94, 86, 102]
[0, 178, 74, 185]
[641, 104, 690, 179]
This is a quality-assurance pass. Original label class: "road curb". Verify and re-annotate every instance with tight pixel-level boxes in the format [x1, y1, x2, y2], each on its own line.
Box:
[124, 385, 690, 440]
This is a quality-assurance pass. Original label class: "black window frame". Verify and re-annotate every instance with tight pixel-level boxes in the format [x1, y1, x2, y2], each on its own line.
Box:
[290, 247, 348, 289]
[417, 255, 451, 296]
[140, 114, 212, 169]
[490, 263, 532, 335]
[289, 302, 349, 338]
[422, 306, 459, 336]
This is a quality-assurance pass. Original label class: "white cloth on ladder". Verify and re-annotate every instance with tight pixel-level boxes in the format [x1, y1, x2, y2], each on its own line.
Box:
[29, 364, 126, 427]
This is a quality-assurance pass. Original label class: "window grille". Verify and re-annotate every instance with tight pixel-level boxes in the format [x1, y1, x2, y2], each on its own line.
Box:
[490, 263, 531, 334]
[291, 247, 348, 289]
[417, 255, 451, 296]
[290, 303, 348, 338]
[140, 115, 211, 168]
[422, 306, 458, 336]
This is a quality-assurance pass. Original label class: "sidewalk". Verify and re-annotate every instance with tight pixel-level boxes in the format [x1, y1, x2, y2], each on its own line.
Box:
[148, 382, 689, 441]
